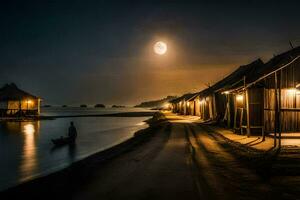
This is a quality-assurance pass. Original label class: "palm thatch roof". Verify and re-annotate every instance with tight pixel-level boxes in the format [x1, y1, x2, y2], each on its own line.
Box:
[0, 83, 39, 101]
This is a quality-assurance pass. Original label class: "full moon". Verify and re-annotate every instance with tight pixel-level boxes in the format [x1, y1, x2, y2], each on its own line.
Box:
[153, 41, 167, 55]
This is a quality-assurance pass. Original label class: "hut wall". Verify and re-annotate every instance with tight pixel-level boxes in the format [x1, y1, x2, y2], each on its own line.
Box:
[232, 93, 244, 129]
[248, 88, 264, 132]
[264, 88, 275, 132]
[199, 98, 210, 120]
[208, 96, 214, 119]
[214, 93, 227, 122]
[194, 97, 201, 116]
[264, 57, 300, 133]
[188, 101, 195, 115]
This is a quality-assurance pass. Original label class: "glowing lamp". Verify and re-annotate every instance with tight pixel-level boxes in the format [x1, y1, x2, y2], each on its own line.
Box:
[222, 91, 230, 95]
[236, 94, 244, 102]
[287, 88, 297, 96]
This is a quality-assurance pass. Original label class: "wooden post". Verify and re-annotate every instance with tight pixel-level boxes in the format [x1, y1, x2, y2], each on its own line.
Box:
[233, 95, 237, 130]
[227, 95, 231, 128]
[278, 70, 282, 147]
[274, 72, 278, 147]
[212, 93, 217, 119]
[245, 76, 251, 137]
[38, 99, 41, 115]
[240, 108, 244, 135]
[262, 87, 265, 141]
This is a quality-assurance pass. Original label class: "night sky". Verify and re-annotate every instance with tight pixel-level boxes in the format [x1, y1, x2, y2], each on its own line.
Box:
[0, 0, 299, 105]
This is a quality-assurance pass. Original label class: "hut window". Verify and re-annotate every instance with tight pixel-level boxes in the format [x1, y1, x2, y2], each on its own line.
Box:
[27, 100, 33, 105]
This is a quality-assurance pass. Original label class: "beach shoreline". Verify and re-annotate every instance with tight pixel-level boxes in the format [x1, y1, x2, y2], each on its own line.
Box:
[0, 111, 157, 122]
[0, 112, 166, 198]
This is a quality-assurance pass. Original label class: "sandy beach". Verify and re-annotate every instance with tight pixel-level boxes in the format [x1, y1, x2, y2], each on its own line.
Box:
[3, 112, 300, 200]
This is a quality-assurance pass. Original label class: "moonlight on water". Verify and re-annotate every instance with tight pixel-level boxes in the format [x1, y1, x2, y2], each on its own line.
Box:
[154, 41, 167, 55]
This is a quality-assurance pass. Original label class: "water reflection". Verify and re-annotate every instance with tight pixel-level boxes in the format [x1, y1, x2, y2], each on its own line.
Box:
[0, 115, 149, 191]
[19, 121, 39, 182]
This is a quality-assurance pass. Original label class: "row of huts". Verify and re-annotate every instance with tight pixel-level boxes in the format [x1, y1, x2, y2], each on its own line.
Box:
[170, 47, 300, 138]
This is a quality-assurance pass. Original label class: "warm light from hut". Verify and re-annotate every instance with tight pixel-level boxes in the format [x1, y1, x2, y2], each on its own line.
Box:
[27, 100, 33, 104]
[236, 94, 244, 102]
[163, 103, 170, 109]
[287, 88, 298, 96]
[187, 102, 190, 106]
[222, 91, 230, 95]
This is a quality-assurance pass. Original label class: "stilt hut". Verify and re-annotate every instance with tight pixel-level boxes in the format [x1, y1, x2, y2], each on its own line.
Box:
[220, 47, 300, 139]
[213, 59, 265, 134]
[244, 47, 300, 139]
[0, 83, 41, 117]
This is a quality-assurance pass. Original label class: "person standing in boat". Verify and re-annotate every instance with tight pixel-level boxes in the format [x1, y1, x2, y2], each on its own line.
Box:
[68, 121, 78, 140]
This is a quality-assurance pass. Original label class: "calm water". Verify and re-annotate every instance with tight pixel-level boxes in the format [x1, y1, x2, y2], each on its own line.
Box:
[0, 107, 150, 191]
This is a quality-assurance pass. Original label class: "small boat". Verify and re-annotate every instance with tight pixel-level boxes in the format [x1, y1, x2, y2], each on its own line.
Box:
[52, 136, 75, 146]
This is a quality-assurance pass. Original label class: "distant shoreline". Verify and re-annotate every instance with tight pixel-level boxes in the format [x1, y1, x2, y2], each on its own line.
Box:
[0, 111, 157, 121]
[39, 111, 156, 119]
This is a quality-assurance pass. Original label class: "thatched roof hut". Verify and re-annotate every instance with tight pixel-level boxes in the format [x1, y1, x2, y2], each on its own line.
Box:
[0, 83, 41, 117]
[0, 83, 38, 101]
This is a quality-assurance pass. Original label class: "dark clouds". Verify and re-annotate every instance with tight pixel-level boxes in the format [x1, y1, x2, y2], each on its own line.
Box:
[0, 0, 300, 105]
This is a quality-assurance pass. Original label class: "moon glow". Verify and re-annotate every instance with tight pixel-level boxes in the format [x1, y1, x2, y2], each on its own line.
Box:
[154, 41, 167, 55]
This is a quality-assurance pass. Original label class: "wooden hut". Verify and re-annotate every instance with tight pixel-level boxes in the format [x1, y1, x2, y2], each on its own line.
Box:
[221, 47, 300, 139]
[170, 46, 300, 144]
[0, 83, 41, 117]
[169, 93, 195, 115]
[196, 88, 217, 121]
[185, 93, 199, 115]
[246, 47, 300, 137]
[213, 59, 265, 134]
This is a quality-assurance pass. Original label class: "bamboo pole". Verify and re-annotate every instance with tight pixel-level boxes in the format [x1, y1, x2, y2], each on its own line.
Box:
[233, 95, 237, 130]
[262, 87, 265, 141]
[274, 72, 278, 147]
[245, 76, 251, 137]
[227, 95, 231, 128]
[278, 70, 282, 147]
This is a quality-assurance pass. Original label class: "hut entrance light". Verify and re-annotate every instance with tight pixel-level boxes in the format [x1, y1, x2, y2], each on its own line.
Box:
[236, 94, 244, 102]
[287, 88, 297, 96]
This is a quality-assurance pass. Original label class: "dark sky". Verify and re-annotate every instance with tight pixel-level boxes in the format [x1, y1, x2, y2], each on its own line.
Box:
[0, 0, 299, 105]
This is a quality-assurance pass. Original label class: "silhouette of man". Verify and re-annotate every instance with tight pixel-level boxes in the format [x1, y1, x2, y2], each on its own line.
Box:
[68, 121, 77, 140]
